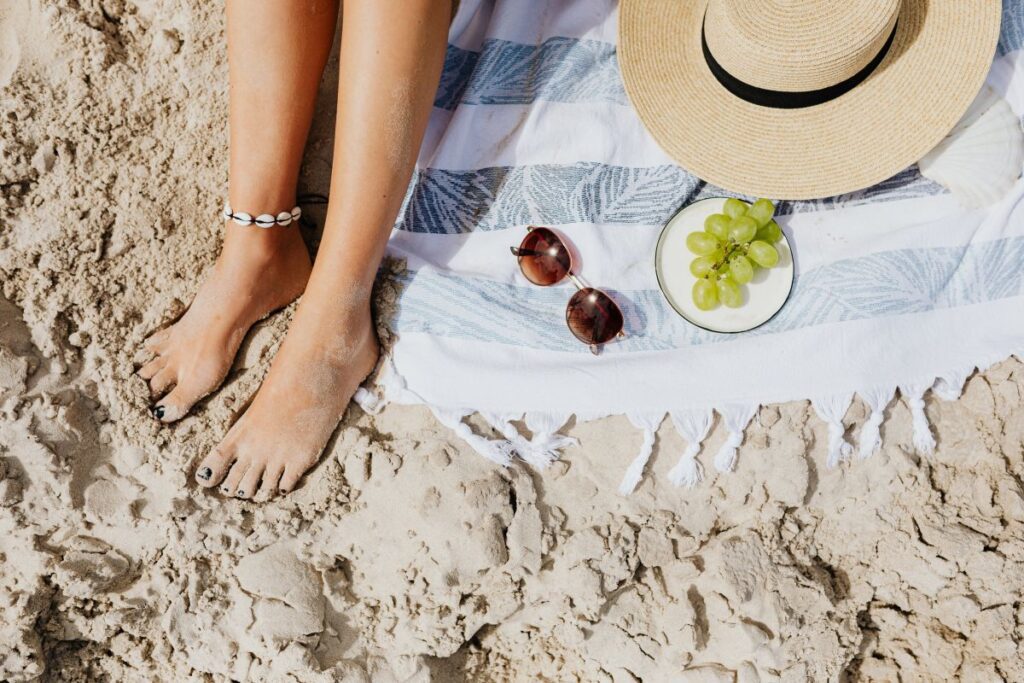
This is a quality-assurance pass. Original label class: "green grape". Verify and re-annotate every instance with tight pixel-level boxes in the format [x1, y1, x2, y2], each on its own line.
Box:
[728, 216, 758, 243]
[723, 198, 748, 218]
[704, 213, 731, 242]
[747, 198, 776, 227]
[692, 278, 719, 311]
[690, 256, 717, 278]
[717, 276, 743, 308]
[755, 219, 783, 243]
[748, 240, 780, 268]
[686, 231, 719, 255]
[728, 255, 754, 284]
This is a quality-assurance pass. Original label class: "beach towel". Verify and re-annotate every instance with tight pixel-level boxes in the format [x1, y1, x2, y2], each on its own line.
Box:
[356, 0, 1024, 492]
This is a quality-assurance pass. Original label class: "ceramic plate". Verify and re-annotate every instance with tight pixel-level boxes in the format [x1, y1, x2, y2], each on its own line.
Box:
[654, 197, 794, 333]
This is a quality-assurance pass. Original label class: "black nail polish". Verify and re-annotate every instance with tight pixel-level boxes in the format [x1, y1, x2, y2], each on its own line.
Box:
[196, 467, 212, 481]
[221, 486, 231, 494]
[151, 405, 165, 420]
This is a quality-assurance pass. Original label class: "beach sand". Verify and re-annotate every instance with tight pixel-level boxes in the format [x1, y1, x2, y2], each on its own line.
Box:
[2, 2, 1024, 681]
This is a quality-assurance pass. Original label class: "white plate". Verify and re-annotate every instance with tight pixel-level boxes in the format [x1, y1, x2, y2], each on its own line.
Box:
[654, 197, 794, 334]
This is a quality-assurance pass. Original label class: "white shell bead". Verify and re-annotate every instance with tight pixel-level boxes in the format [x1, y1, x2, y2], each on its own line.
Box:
[255, 213, 276, 228]
[232, 212, 253, 226]
[276, 211, 293, 226]
[290, 206, 302, 221]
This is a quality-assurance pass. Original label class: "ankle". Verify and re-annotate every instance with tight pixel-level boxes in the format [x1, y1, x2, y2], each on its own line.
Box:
[227, 183, 297, 215]
[222, 220, 309, 260]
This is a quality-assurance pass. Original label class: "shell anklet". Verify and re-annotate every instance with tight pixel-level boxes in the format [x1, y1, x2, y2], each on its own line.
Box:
[223, 201, 302, 228]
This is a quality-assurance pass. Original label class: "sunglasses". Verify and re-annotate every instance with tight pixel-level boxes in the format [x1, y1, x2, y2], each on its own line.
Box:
[510, 226, 625, 353]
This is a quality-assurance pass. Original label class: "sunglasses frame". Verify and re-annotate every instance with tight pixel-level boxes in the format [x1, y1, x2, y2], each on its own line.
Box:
[510, 226, 626, 354]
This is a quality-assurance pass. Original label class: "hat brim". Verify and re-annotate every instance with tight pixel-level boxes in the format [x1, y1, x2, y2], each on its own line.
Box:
[618, 0, 1003, 200]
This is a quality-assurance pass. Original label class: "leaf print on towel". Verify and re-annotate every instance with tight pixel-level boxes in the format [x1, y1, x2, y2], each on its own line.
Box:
[400, 167, 509, 235]
[392, 236, 1024, 352]
[687, 167, 946, 215]
[398, 163, 700, 234]
[573, 164, 702, 225]
[434, 45, 479, 110]
[459, 37, 628, 107]
[999, 0, 1024, 56]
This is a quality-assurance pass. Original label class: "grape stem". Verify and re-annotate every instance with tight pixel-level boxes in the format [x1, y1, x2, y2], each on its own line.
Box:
[707, 241, 744, 278]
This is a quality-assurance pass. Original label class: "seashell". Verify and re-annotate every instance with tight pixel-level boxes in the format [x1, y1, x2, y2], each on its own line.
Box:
[232, 211, 253, 226]
[223, 202, 232, 219]
[276, 211, 293, 226]
[919, 87, 1024, 208]
[254, 213, 276, 228]
[290, 206, 302, 222]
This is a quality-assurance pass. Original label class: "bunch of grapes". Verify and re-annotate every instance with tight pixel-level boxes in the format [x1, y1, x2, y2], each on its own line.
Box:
[686, 198, 784, 311]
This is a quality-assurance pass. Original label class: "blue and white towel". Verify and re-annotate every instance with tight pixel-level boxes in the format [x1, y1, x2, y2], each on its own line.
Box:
[357, 0, 1024, 492]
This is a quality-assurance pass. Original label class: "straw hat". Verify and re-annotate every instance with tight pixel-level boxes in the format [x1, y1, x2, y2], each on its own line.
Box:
[618, 0, 1002, 200]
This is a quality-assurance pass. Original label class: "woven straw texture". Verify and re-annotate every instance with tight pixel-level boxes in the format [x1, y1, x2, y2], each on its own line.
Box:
[618, 0, 1002, 199]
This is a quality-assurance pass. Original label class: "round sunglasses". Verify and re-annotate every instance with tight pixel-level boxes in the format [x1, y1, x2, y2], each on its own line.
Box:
[510, 226, 625, 353]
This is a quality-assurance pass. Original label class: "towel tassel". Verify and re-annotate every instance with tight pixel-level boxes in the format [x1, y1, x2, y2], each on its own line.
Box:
[433, 408, 517, 467]
[619, 413, 666, 494]
[900, 384, 936, 454]
[667, 410, 714, 488]
[522, 412, 578, 469]
[713, 405, 757, 473]
[811, 394, 854, 468]
[857, 387, 894, 459]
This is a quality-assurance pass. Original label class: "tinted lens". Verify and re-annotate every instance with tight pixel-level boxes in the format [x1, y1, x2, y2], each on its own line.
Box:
[566, 288, 624, 345]
[517, 227, 571, 286]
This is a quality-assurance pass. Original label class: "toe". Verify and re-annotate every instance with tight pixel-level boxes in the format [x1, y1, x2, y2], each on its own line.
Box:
[138, 356, 166, 380]
[149, 367, 176, 396]
[144, 328, 172, 353]
[278, 460, 311, 495]
[195, 447, 236, 488]
[220, 460, 249, 497]
[235, 464, 265, 500]
[256, 465, 284, 501]
[151, 367, 223, 424]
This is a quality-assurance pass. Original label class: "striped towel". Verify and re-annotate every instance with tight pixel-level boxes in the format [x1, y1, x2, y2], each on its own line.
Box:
[357, 0, 1024, 492]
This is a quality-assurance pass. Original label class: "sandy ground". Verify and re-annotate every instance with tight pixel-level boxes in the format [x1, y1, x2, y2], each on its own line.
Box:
[2, 2, 1024, 681]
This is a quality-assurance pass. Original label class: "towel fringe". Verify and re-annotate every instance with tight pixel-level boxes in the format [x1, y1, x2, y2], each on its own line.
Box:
[362, 351, 1024, 487]
[811, 394, 854, 468]
[667, 410, 714, 488]
[668, 443, 704, 488]
[352, 387, 385, 415]
[713, 405, 758, 473]
[618, 413, 665, 495]
[523, 412, 578, 469]
[432, 408, 517, 467]
[353, 355, 403, 415]
[933, 369, 972, 401]
[899, 383, 936, 455]
[857, 386, 895, 460]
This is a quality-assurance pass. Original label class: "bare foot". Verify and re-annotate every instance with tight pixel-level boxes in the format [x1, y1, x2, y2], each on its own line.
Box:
[139, 223, 312, 422]
[192, 302, 380, 498]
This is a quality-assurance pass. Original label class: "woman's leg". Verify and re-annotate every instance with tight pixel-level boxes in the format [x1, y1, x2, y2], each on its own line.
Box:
[195, 0, 451, 499]
[139, 0, 339, 422]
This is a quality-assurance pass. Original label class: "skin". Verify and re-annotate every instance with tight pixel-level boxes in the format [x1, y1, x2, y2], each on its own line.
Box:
[140, 0, 451, 499]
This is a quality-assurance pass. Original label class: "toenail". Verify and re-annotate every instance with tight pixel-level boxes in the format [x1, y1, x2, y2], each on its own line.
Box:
[196, 467, 212, 481]
[151, 405, 165, 420]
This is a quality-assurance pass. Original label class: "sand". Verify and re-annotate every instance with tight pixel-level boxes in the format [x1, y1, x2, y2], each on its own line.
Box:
[2, 2, 1024, 681]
